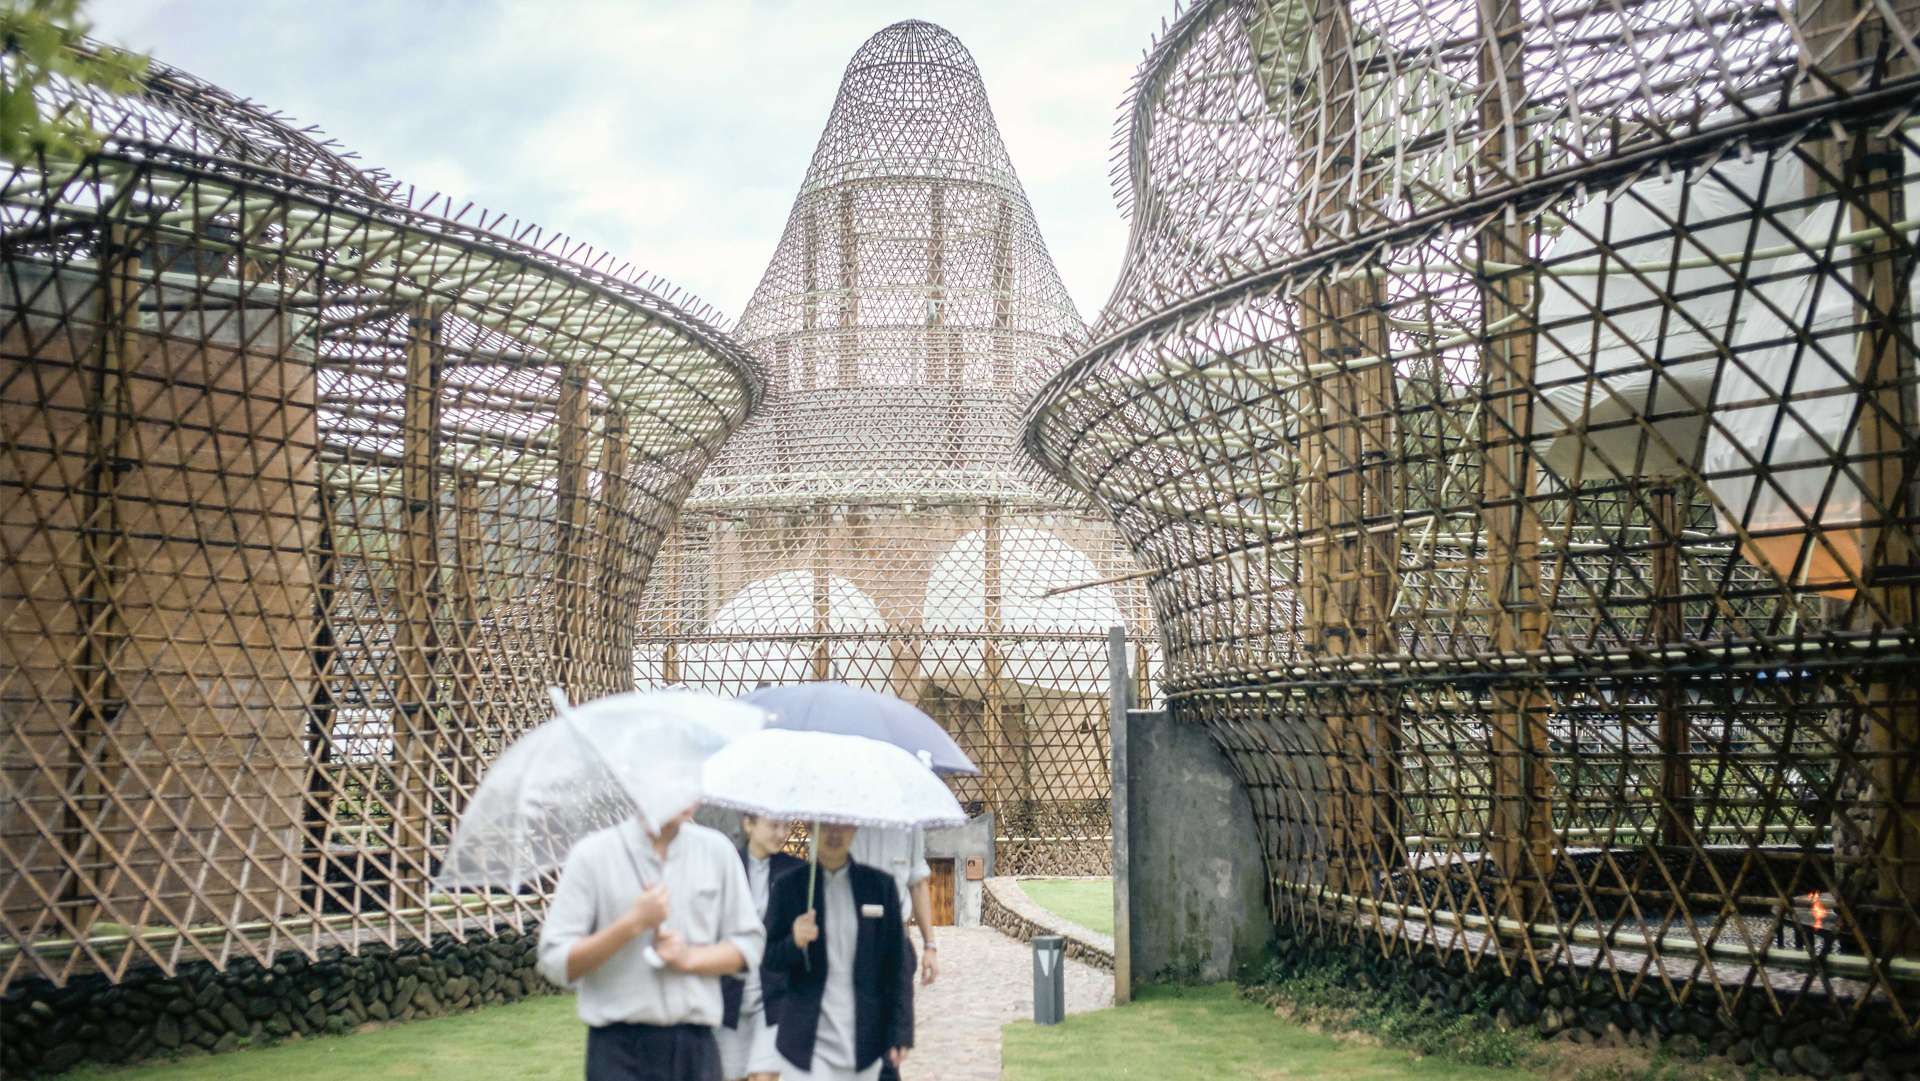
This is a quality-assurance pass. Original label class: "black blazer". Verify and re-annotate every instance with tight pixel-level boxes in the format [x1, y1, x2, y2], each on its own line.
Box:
[721, 848, 805, 1029]
[761, 860, 913, 1073]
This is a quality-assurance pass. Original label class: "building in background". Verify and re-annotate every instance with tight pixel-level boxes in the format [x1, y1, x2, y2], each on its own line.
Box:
[636, 20, 1158, 876]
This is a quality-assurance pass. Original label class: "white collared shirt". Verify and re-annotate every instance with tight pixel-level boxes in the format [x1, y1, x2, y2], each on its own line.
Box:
[537, 820, 765, 1028]
[848, 827, 928, 913]
[812, 863, 860, 1070]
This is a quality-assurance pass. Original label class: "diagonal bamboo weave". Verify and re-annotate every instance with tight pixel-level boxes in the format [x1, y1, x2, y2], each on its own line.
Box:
[634, 21, 1159, 875]
[1027, 0, 1920, 1020]
[0, 49, 763, 991]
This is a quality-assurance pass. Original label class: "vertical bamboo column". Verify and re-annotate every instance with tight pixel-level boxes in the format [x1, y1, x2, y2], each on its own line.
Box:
[1805, 0, 1920, 952]
[1475, 0, 1554, 922]
[301, 483, 339, 907]
[1298, 0, 1400, 894]
[60, 223, 139, 918]
[989, 197, 1016, 388]
[1650, 485, 1692, 847]
[593, 414, 632, 692]
[929, 182, 960, 467]
[449, 473, 483, 802]
[393, 302, 444, 901]
[811, 534, 833, 682]
[983, 506, 1012, 812]
[802, 209, 821, 394]
[552, 362, 593, 693]
[837, 188, 860, 388]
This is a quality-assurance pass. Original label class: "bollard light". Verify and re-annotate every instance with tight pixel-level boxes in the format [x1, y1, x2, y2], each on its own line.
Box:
[1032, 934, 1066, 1025]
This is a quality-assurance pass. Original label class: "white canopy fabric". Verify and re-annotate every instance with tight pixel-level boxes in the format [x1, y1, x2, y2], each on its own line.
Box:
[921, 528, 1122, 697]
[675, 571, 887, 695]
[1704, 147, 1920, 591]
[700, 729, 968, 830]
[1533, 151, 1803, 486]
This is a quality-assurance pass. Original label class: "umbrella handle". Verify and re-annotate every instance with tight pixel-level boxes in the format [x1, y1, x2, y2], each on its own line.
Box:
[617, 823, 666, 969]
[803, 821, 818, 972]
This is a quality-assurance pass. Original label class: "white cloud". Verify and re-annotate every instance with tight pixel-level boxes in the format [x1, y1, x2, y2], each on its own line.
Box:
[86, 0, 1168, 324]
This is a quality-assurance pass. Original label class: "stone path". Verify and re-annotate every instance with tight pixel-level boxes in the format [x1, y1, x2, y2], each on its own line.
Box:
[902, 926, 1112, 1081]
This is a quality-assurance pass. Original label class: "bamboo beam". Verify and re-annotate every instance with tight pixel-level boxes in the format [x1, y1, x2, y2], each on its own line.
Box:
[838, 187, 860, 388]
[984, 505, 1015, 807]
[59, 224, 139, 922]
[1651, 484, 1693, 848]
[392, 301, 445, 903]
[811, 534, 832, 682]
[1298, 0, 1402, 895]
[593, 414, 633, 688]
[1476, 0, 1555, 926]
[1806, 0, 1920, 954]
[552, 363, 593, 691]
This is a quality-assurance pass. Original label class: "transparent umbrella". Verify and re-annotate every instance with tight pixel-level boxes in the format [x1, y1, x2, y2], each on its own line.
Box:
[436, 687, 769, 892]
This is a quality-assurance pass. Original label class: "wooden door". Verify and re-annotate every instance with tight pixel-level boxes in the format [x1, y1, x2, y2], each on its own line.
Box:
[927, 857, 956, 925]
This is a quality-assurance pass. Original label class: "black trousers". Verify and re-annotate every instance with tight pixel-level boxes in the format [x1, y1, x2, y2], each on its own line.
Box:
[585, 1021, 721, 1081]
[878, 939, 918, 1081]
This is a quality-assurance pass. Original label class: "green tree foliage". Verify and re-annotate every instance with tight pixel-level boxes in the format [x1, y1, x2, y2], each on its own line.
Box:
[1, 0, 147, 161]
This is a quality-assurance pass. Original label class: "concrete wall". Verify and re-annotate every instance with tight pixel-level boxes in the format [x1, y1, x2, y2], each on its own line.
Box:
[1116, 705, 1269, 987]
[925, 811, 993, 926]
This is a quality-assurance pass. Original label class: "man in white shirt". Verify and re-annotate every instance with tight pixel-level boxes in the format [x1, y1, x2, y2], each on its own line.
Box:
[538, 806, 766, 1081]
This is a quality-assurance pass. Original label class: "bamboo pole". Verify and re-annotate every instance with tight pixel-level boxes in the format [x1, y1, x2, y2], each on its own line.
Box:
[1475, 0, 1555, 926]
[60, 223, 139, 923]
[1298, 0, 1402, 894]
[1803, 0, 1920, 954]
[394, 301, 445, 903]
[1651, 484, 1693, 848]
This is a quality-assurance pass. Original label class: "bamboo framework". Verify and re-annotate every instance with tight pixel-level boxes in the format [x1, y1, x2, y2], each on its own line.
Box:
[634, 21, 1158, 875]
[1027, 0, 1920, 1018]
[0, 52, 763, 990]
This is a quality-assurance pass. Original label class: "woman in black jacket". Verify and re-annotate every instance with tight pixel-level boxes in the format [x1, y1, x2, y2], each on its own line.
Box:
[760, 823, 913, 1081]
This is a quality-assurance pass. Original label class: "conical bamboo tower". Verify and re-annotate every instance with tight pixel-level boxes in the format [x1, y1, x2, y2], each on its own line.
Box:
[637, 20, 1158, 874]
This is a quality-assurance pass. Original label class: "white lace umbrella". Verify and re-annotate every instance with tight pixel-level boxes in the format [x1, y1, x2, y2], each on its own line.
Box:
[436, 687, 770, 891]
[701, 729, 967, 831]
[702, 729, 967, 920]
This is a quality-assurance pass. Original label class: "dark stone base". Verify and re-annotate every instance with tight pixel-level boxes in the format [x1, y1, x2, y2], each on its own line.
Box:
[0, 930, 553, 1078]
[1254, 929, 1920, 1080]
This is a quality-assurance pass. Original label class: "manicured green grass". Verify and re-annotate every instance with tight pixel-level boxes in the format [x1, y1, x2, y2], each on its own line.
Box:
[1003, 983, 1537, 1081]
[67, 994, 583, 1081]
[1018, 876, 1113, 936]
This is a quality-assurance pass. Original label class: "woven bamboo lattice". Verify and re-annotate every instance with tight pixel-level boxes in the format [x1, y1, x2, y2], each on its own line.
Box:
[635, 21, 1158, 875]
[0, 50, 763, 990]
[1028, 0, 1920, 1019]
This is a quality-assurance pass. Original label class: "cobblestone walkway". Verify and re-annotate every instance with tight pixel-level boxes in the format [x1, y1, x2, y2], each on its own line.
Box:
[903, 926, 1112, 1081]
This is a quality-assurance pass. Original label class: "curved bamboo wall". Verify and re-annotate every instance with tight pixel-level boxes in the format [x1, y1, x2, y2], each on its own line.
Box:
[0, 55, 762, 990]
[1028, 0, 1920, 1020]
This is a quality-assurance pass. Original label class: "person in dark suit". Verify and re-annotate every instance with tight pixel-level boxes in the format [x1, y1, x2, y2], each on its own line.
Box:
[718, 814, 803, 1081]
[761, 823, 913, 1081]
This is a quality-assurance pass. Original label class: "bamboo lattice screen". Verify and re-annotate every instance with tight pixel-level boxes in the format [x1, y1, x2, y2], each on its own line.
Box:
[0, 52, 763, 990]
[635, 21, 1159, 875]
[1027, 0, 1920, 1020]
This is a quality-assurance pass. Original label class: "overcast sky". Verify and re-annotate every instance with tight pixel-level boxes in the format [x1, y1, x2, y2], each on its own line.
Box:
[87, 1, 1168, 325]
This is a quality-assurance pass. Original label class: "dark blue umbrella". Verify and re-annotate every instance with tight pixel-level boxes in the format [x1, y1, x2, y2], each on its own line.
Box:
[739, 682, 980, 776]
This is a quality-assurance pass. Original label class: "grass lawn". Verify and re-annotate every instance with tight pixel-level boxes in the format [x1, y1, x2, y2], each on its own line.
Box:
[1004, 984, 1535, 1081]
[67, 994, 582, 1081]
[1018, 876, 1113, 936]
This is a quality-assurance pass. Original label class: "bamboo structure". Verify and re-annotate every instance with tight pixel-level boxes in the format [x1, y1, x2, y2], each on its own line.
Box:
[634, 21, 1158, 875]
[1027, 0, 1920, 1017]
[0, 50, 762, 990]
